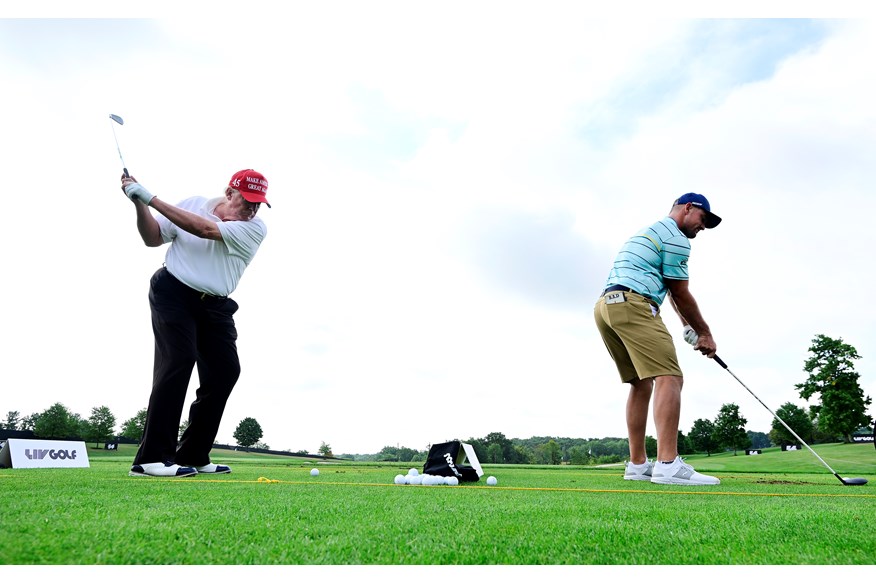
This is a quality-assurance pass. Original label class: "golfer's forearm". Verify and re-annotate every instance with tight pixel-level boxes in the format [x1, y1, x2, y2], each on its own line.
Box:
[135, 204, 163, 247]
[667, 295, 688, 326]
[670, 292, 712, 336]
[148, 198, 222, 241]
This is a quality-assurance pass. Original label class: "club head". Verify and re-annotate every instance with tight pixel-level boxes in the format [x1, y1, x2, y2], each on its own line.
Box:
[109, 114, 124, 125]
[841, 477, 868, 486]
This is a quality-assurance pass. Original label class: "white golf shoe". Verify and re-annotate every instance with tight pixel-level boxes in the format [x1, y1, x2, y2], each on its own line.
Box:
[192, 463, 232, 474]
[129, 461, 198, 478]
[650, 457, 720, 485]
[623, 459, 654, 481]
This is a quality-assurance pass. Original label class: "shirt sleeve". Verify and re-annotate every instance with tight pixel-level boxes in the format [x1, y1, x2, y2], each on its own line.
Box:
[157, 213, 177, 244]
[217, 219, 267, 263]
[662, 235, 690, 280]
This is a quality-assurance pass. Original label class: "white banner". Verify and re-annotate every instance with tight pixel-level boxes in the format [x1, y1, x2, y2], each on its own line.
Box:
[0, 438, 90, 469]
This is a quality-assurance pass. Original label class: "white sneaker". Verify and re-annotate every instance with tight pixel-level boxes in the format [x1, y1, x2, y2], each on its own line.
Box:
[650, 457, 720, 485]
[623, 459, 653, 481]
[129, 461, 198, 478]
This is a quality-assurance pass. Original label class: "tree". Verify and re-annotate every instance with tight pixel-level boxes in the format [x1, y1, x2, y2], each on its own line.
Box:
[747, 430, 772, 449]
[20, 413, 38, 432]
[120, 409, 147, 442]
[233, 417, 263, 450]
[483, 432, 514, 463]
[375, 445, 420, 462]
[689, 418, 718, 456]
[569, 446, 590, 465]
[795, 334, 872, 442]
[512, 444, 534, 464]
[2, 411, 21, 431]
[645, 435, 658, 459]
[33, 403, 78, 439]
[83, 406, 117, 447]
[677, 431, 692, 455]
[486, 443, 504, 463]
[768, 403, 813, 447]
[318, 442, 333, 457]
[178, 419, 190, 441]
[534, 439, 561, 465]
[714, 403, 750, 455]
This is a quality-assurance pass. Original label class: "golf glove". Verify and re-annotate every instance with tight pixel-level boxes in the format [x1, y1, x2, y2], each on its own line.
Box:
[124, 182, 155, 205]
[682, 325, 698, 346]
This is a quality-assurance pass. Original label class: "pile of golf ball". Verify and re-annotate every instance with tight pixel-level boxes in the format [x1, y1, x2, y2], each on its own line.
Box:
[392, 467, 460, 486]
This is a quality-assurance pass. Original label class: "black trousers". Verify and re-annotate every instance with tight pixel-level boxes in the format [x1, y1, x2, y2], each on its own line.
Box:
[133, 267, 240, 466]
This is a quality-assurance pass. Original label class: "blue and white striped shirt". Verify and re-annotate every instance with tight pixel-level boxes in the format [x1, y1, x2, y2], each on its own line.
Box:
[603, 216, 690, 305]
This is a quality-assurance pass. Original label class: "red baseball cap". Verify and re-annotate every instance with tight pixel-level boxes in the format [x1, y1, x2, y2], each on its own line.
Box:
[229, 169, 271, 208]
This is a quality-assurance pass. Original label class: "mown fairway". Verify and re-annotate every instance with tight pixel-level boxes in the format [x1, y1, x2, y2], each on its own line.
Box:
[1, 444, 874, 565]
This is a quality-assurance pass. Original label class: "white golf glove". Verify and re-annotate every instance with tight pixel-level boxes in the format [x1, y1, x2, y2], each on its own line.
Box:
[124, 182, 155, 205]
[682, 325, 698, 346]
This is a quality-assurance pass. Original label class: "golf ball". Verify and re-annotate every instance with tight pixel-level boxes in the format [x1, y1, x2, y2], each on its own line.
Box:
[408, 468, 419, 476]
[394, 474, 406, 485]
[310, 468, 320, 476]
[407, 474, 422, 485]
[486, 476, 497, 486]
[445, 476, 459, 486]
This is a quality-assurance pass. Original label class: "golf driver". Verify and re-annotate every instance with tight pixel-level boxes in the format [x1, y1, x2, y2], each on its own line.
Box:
[109, 114, 129, 177]
[714, 355, 867, 486]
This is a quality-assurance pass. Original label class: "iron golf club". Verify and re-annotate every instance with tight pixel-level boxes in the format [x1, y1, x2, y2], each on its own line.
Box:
[109, 114, 129, 177]
[714, 355, 867, 486]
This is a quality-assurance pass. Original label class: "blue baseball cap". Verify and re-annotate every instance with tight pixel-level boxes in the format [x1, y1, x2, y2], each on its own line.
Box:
[674, 193, 721, 228]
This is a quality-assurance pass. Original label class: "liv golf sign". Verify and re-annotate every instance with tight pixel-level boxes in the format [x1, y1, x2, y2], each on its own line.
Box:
[0, 439, 90, 469]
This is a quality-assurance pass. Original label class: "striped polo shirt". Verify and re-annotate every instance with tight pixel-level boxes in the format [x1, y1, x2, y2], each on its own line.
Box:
[602, 216, 690, 306]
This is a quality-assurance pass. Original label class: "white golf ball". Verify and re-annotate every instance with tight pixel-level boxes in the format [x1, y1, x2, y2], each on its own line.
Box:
[486, 476, 497, 486]
[407, 475, 422, 485]
[408, 468, 419, 476]
[445, 476, 459, 486]
[421, 474, 435, 485]
[394, 474, 406, 485]
[310, 468, 320, 476]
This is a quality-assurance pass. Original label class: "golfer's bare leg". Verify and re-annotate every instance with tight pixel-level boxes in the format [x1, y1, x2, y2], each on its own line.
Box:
[626, 378, 653, 464]
[653, 375, 683, 462]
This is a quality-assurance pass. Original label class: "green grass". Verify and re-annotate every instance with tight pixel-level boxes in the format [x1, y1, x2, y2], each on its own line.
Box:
[1, 444, 874, 565]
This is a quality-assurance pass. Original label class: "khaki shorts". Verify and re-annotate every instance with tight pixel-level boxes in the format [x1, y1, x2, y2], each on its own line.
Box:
[594, 290, 682, 383]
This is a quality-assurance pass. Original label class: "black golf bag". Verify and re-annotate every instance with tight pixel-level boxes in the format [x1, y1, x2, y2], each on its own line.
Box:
[423, 440, 482, 482]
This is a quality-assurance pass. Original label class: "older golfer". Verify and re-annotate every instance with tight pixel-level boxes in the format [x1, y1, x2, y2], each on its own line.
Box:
[121, 170, 270, 478]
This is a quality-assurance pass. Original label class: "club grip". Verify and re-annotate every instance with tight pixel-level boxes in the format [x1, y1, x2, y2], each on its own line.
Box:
[123, 167, 129, 178]
[713, 355, 728, 369]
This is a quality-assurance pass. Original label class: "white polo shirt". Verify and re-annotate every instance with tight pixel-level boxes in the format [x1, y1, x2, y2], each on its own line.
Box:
[157, 196, 267, 297]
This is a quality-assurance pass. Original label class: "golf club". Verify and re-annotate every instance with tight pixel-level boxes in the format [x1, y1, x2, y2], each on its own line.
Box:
[714, 355, 867, 486]
[109, 114, 129, 177]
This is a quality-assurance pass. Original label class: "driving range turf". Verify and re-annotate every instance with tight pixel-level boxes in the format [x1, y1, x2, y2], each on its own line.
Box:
[1, 444, 873, 565]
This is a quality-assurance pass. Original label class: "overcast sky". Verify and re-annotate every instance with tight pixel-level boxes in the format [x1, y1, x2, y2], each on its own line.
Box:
[1, 6, 874, 456]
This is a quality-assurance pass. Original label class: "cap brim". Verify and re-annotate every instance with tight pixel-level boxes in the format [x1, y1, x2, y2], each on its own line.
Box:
[705, 212, 721, 228]
[241, 193, 271, 208]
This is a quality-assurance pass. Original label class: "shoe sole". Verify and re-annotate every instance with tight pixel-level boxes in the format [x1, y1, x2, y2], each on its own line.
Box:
[651, 476, 720, 485]
[197, 469, 231, 475]
[128, 470, 198, 478]
[624, 475, 653, 481]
